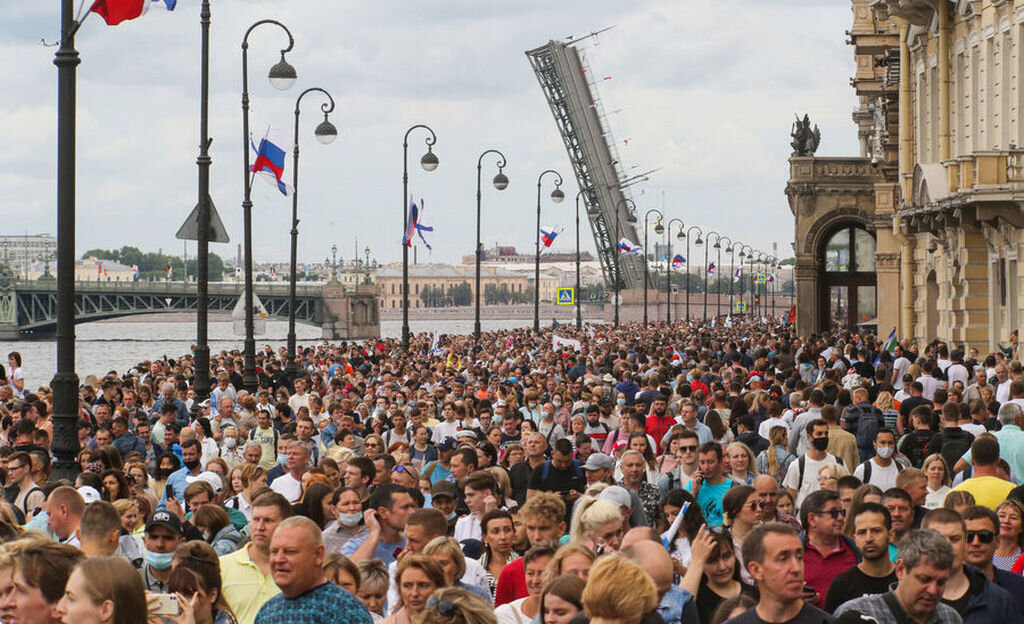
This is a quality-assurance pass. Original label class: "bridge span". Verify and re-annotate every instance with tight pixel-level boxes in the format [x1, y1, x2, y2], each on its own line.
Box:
[0, 280, 379, 340]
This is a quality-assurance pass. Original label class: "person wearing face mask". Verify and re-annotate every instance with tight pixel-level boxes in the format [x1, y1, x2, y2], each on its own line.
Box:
[139, 510, 185, 592]
[520, 391, 542, 425]
[782, 420, 842, 509]
[219, 425, 245, 468]
[537, 402, 567, 445]
[322, 486, 368, 554]
[853, 429, 904, 491]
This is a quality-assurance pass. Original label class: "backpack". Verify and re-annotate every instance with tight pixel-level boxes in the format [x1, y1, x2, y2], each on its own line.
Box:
[851, 404, 883, 449]
[859, 458, 904, 485]
[797, 455, 844, 490]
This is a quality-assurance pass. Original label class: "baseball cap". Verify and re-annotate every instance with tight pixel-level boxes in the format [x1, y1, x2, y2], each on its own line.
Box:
[582, 453, 614, 472]
[598, 485, 632, 509]
[185, 471, 223, 494]
[77, 486, 101, 504]
[431, 481, 458, 500]
[437, 437, 457, 452]
[146, 510, 182, 535]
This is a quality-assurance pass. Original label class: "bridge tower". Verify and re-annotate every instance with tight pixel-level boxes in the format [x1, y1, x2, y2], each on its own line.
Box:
[526, 36, 645, 290]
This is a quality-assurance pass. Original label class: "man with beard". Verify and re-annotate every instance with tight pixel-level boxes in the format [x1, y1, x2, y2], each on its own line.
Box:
[644, 395, 674, 454]
[825, 502, 897, 612]
[835, 530, 959, 624]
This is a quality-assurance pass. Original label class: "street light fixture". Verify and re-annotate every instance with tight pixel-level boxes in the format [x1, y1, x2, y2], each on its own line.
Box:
[704, 231, 721, 321]
[474, 149, 509, 346]
[719, 236, 734, 317]
[286, 87, 336, 385]
[643, 208, 663, 326]
[614, 198, 637, 328]
[682, 225, 702, 321]
[666, 218, 684, 324]
[401, 124, 439, 350]
[534, 170, 563, 333]
[240, 19, 295, 393]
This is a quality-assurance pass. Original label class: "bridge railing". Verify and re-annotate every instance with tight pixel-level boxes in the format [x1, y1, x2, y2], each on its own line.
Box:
[13, 280, 324, 296]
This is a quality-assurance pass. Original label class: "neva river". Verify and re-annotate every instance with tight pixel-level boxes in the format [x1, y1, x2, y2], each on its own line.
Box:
[3, 317, 542, 389]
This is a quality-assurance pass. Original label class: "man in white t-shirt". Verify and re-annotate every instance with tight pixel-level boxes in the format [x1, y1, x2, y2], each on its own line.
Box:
[852, 429, 902, 491]
[783, 420, 839, 509]
[287, 378, 310, 416]
[891, 346, 911, 390]
[945, 350, 970, 390]
[270, 440, 309, 503]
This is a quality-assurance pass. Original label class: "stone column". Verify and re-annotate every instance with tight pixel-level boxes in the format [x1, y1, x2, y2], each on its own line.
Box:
[794, 257, 819, 336]
[953, 229, 991, 350]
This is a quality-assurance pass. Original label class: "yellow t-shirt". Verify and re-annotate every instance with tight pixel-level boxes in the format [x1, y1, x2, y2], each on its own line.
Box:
[949, 475, 1015, 510]
[220, 544, 280, 624]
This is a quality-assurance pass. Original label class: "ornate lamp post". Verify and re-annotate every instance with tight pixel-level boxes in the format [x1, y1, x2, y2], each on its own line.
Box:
[240, 19, 297, 393]
[325, 244, 341, 284]
[683, 226, 702, 321]
[534, 170, 564, 332]
[719, 236, 733, 318]
[474, 150, 509, 346]
[402, 125, 439, 350]
[666, 219, 684, 324]
[738, 245, 752, 315]
[363, 246, 373, 285]
[643, 208, 663, 326]
[286, 87, 337, 384]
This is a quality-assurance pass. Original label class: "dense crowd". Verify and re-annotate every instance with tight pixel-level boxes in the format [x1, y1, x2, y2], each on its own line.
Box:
[0, 320, 1023, 624]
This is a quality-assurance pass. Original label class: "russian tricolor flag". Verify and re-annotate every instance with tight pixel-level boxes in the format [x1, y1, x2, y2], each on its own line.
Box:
[671, 254, 685, 269]
[707, 262, 716, 276]
[403, 197, 433, 249]
[91, 0, 176, 26]
[617, 238, 642, 256]
[250, 128, 292, 196]
[540, 226, 561, 248]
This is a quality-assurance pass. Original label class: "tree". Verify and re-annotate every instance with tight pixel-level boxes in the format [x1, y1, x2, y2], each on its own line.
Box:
[449, 282, 472, 307]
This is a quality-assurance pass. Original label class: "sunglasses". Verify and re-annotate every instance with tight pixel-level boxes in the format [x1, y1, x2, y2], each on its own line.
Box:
[966, 530, 996, 544]
[678, 445, 698, 453]
[746, 501, 767, 511]
[819, 508, 846, 519]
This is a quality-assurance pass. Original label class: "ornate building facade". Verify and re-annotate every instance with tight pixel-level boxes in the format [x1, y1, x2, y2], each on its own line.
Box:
[788, 0, 1024, 351]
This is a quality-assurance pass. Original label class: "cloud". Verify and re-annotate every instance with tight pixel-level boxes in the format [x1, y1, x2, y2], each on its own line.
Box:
[1, 0, 860, 269]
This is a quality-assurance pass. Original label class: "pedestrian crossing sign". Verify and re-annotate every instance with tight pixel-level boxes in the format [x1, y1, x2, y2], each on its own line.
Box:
[557, 288, 575, 305]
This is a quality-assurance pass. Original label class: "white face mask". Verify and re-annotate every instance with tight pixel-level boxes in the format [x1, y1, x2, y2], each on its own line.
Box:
[876, 446, 894, 460]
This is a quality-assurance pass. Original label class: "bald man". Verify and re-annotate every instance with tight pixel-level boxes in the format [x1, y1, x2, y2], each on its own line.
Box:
[254, 517, 371, 624]
[622, 537, 698, 624]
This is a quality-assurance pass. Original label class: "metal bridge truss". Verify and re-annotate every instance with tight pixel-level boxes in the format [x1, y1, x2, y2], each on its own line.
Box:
[526, 38, 644, 290]
[11, 282, 323, 334]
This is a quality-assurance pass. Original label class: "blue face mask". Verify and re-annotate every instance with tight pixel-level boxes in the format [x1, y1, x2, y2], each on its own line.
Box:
[446, 511, 457, 522]
[146, 550, 174, 571]
[277, 453, 287, 466]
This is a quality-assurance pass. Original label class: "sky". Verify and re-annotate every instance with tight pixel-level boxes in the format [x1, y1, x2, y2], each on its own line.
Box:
[1, 0, 859, 269]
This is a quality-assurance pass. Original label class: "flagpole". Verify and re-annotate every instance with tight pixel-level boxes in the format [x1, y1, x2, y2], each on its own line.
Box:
[643, 209, 663, 327]
[287, 88, 337, 384]
[667, 219, 684, 325]
[51, 0, 82, 482]
[684, 226, 702, 322]
[534, 170, 564, 333]
[475, 149, 508, 347]
[191, 0, 213, 421]
[403, 125, 439, 351]
[705, 231, 720, 322]
[241, 19, 296, 394]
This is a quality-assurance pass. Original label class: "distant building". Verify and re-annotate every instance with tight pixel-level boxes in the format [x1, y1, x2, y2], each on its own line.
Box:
[0, 234, 56, 279]
[461, 243, 594, 265]
[76, 257, 135, 282]
[376, 263, 538, 309]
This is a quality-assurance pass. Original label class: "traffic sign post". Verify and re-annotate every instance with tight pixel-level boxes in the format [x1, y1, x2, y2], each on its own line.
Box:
[556, 287, 575, 306]
[735, 301, 748, 313]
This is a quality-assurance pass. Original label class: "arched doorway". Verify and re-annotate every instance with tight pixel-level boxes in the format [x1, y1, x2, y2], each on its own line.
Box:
[819, 224, 876, 330]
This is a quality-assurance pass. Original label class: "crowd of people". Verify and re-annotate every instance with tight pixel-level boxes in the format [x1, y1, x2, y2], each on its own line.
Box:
[0, 320, 1024, 624]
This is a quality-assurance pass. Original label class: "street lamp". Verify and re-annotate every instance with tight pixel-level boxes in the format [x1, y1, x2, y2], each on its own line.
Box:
[574, 190, 586, 330]
[643, 208, 663, 326]
[704, 231, 721, 321]
[241, 19, 296, 393]
[666, 219, 684, 324]
[613, 199, 637, 328]
[286, 87, 336, 384]
[719, 236, 734, 317]
[738, 245, 753, 315]
[534, 170, 564, 333]
[402, 125, 439, 350]
[474, 149, 509, 346]
[769, 256, 778, 318]
[682, 226, 702, 321]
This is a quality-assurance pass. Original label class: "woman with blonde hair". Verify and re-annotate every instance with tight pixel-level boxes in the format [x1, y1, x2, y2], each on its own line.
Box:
[817, 463, 848, 493]
[754, 426, 795, 485]
[422, 536, 492, 603]
[922, 454, 952, 508]
[56, 556, 147, 624]
[383, 555, 448, 624]
[582, 554, 658, 624]
[874, 391, 900, 433]
[725, 442, 757, 486]
[568, 497, 624, 553]
[540, 542, 595, 587]
[417, 587, 497, 624]
[485, 466, 516, 510]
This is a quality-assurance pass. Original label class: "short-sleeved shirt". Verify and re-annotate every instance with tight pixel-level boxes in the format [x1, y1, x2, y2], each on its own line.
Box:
[221, 545, 281, 624]
[340, 535, 405, 566]
[782, 454, 839, 509]
[950, 476, 1016, 510]
[725, 603, 834, 624]
[685, 478, 735, 527]
[254, 581, 372, 624]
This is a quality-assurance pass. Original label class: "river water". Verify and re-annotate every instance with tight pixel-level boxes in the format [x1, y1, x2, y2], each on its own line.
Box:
[3, 317, 548, 390]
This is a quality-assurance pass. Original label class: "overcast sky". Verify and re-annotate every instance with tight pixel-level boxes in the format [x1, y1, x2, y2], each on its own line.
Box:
[2, 0, 858, 268]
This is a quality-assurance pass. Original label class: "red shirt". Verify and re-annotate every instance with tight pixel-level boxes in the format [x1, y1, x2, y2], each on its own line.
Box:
[494, 557, 527, 606]
[803, 536, 858, 609]
[645, 414, 675, 454]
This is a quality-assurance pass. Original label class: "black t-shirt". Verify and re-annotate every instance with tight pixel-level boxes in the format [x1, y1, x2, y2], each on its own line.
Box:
[528, 460, 585, 524]
[509, 460, 535, 506]
[824, 565, 897, 613]
[726, 604, 835, 624]
[697, 582, 758, 624]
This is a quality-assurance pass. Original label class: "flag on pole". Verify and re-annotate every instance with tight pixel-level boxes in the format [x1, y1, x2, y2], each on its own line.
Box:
[97, 262, 103, 275]
[617, 238, 642, 256]
[881, 326, 897, 353]
[733, 267, 742, 283]
[671, 254, 685, 269]
[132, 265, 139, 279]
[768, 273, 776, 283]
[166, 264, 172, 279]
[540, 226, 561, 248]
[785, 306, 796, 326]
[250, 128, 293, 196]
[403, 197, 433, 249]
[90, 0, 176, 26]
[706, 262, 716, 276]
